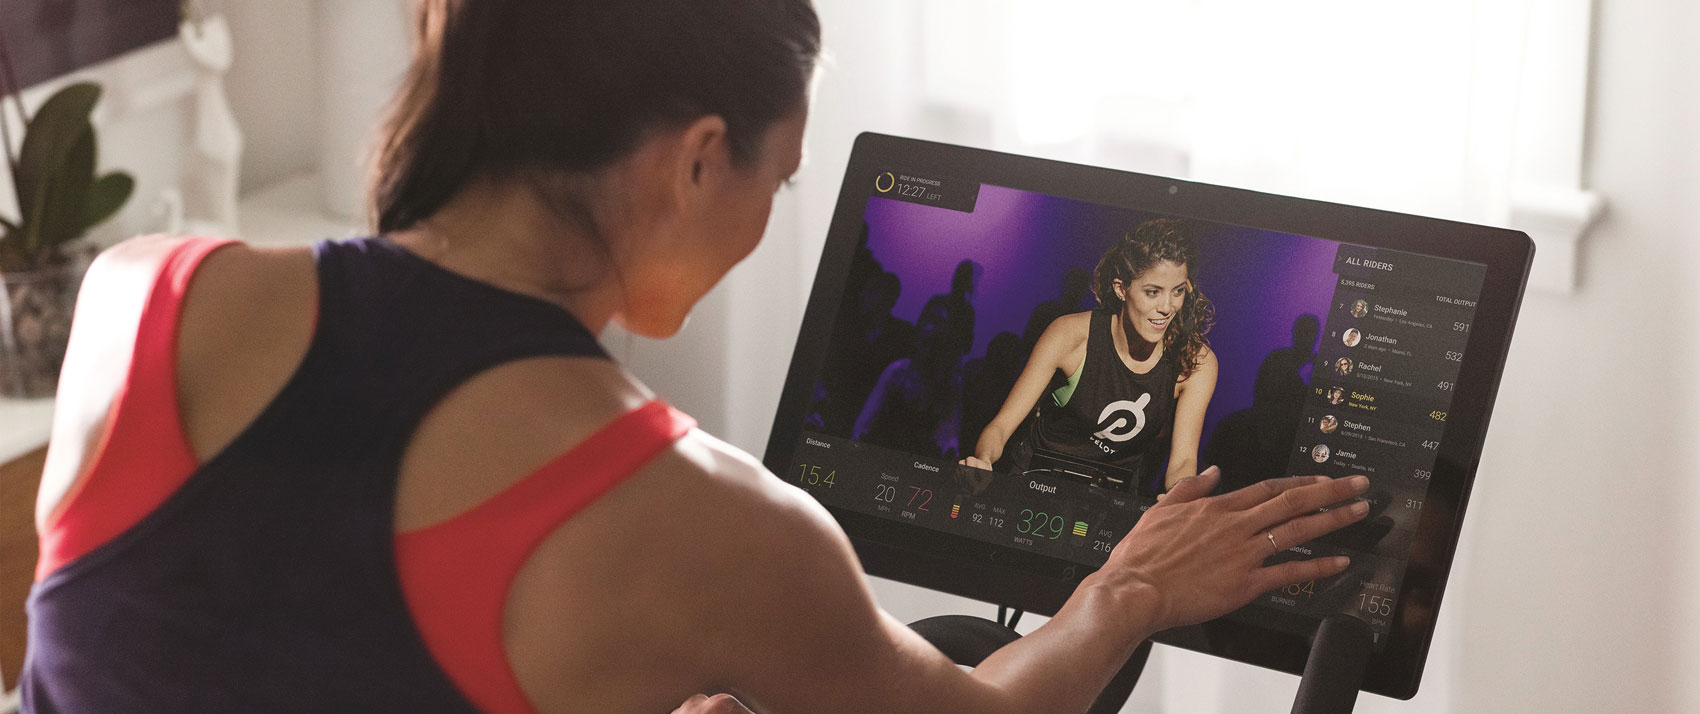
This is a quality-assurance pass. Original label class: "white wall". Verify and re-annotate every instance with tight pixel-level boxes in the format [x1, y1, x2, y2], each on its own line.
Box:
[221, 0, 318, 193]
[1449, 2, 1700, 712]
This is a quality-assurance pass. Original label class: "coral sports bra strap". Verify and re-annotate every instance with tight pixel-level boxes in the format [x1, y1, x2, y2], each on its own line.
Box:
[395, 400, 696, 714]
[36, 237, 233, 581]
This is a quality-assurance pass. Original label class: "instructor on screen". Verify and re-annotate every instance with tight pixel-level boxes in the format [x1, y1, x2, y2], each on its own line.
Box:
[962, 219, 1218, 494]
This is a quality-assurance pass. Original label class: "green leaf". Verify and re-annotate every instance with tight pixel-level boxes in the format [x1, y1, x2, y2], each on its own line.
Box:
[19, 127, 94, 257]
[44, 129, 96, 249]
[80, 172, 133, 232]
[0, 218, 15, 266]
[15, 83, 101, 224]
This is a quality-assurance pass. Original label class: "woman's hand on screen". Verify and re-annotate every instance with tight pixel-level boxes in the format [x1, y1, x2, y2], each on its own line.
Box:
[960, 455, 993, 470]
[1100, 466, 1371, 631]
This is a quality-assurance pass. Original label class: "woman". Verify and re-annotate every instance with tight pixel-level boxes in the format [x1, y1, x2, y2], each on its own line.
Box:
[24, 2, 1368, 713]
[964, 219, 1219, 495]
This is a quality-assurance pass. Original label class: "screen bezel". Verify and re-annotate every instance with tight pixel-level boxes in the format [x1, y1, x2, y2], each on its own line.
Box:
[762, 132, 1533, 699]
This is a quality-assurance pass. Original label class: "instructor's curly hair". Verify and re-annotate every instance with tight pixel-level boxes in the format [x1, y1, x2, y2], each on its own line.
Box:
[1092, 218, 1215, 380]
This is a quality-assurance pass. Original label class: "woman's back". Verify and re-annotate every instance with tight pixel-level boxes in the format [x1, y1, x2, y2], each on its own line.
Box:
[26, 236, 794, 713]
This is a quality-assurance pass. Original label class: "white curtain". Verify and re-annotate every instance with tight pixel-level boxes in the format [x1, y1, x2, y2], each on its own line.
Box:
[784, 0, 1597, 290]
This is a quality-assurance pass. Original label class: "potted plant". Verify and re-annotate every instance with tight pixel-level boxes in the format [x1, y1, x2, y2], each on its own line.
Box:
[0, 80, 135, 397]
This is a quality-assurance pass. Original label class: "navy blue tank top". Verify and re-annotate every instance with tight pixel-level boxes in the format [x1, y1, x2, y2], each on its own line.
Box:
[22, 236, 607, 713]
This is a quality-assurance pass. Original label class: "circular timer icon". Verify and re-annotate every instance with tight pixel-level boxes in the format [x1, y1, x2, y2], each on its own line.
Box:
[875, 171, 896, 193]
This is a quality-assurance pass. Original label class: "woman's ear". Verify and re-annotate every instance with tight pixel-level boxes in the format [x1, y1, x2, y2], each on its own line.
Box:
[1111, 278, 1126, 302]
[677, 115, 729, 189]
[632, 114, 728, 220]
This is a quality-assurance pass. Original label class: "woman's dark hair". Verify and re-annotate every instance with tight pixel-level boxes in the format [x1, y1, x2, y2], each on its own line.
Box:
[1092, 218, 1215, 380]
[371, 0, 822, 234]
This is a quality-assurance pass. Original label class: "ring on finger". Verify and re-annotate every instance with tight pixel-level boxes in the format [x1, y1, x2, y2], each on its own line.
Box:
[1265, 531, 1281, 553]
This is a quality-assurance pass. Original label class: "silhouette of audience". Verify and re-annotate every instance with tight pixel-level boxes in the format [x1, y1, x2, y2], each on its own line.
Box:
[960, 331, 1026, 460]
[854, 295, 974, 459]
[1202, 315, 1318, 495]
[1022, 268, 1092, 350]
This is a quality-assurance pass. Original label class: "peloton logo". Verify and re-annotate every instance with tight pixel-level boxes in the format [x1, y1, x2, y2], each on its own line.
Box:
[1093, 395, 1150, 444]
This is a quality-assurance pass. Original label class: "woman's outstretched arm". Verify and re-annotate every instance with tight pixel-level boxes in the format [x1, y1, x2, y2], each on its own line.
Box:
[1163, 347, 1219, 491]
[724, 459, 1373, 710]
[633, 440, 1370, 714]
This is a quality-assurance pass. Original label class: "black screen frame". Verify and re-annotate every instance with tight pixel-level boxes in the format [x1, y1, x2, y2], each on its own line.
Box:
[762, 132, 1533, 699]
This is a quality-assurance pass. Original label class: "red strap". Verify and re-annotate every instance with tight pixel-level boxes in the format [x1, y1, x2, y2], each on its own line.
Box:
[395, 401, 696, 714]
[36, 237, 233, 581]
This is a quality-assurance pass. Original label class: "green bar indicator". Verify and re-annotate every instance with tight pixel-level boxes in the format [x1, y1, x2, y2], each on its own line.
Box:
[1072, 521, 1089, 537]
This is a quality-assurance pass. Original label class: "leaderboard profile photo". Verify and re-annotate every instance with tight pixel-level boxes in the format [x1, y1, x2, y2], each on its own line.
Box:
[1327, 386, 1346, 405]
[1342, 328, 1362, 347]
[1311, 444, 1331, 464]
[1319, 414, 1339, 434]
[1334, 357, 1354, 377]
[1351, 299, 1369, 318]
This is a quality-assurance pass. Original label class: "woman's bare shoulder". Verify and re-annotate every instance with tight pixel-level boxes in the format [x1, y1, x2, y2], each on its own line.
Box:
[661, 426, 828, 518]
[39, 237, 315, 521]
[175, 240, 319, 459]
[397, 353, 827, 536]
[1033, 311, 1092, 362]
[1175, 345, 1218, 391]
[395, 355, 653, 529]
[1047, 310, 1093, 340]
[1052, 310, 1094, 331]
[1189, 344, 1220, 373]
[175, 240, 318, 359]
[494, 391, 858, 708]
[83, 234, 313, 300]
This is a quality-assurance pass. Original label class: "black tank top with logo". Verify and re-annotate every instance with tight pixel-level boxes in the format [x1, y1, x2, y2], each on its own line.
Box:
[1025, 309, 1178, 491]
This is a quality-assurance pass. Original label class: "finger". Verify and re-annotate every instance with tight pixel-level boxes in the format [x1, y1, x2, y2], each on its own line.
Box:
[1212, 474, 1329, 511]
[671, 694, 710, 714]
[1252, 555, 1351, 593]
[1267, 499, 1370, 552]
[1161, 466, 1220, 505]
[1247, 475, 1370, 530]
[704, 694, 753, 714]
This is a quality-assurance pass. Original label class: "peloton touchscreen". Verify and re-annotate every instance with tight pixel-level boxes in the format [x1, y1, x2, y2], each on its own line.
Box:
[781, 169, 1487, 642]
